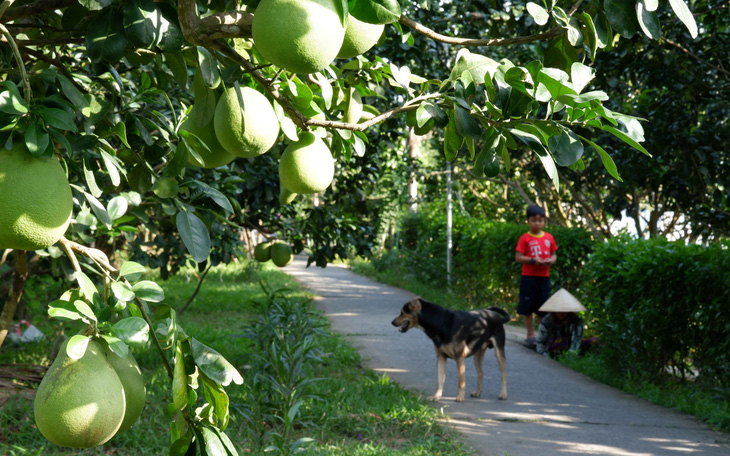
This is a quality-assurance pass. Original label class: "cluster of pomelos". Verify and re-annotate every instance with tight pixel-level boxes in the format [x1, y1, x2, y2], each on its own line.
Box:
[34, 338, 146, 448]
[253, 240, 294, 267]
[181, 0, 386, 203]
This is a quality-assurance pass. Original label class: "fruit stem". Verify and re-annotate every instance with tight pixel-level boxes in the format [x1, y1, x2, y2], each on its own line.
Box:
[0, 20, 33, 105]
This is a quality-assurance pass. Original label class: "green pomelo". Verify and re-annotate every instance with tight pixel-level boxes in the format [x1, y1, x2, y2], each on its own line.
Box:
[337, 15, 385, 59]
[181, 107, 236, 168]
[270, 241, 294, 267]
[252, 0, 345, 74]
[213, 86, 279, 158]
[279, 133, 335, 194]
[105, 348, 146, 434]
[0, 142, 73, 251]
[34, 340, 126, 448]
[254, 241, 272, 262]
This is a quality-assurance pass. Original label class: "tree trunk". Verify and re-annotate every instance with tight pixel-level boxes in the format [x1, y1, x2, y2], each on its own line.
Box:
[0, 250, 29, 350]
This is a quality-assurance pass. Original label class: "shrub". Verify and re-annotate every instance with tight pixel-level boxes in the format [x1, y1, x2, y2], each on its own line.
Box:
[583, 236, 730, 387]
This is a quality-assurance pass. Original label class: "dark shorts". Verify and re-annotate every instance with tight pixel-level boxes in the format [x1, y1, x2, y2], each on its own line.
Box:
[517, 275, 551, 316]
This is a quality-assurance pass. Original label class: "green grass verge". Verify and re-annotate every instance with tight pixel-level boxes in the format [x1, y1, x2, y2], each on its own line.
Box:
[351, 256, 730, 434]
[0, 260, 473, 455]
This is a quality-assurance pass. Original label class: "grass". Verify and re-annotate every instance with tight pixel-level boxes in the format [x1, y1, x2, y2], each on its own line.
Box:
[0, 259, 473, 455]
[350, 255, 730, 434]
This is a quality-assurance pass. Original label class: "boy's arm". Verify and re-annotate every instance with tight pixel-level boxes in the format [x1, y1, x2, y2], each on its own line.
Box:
[515, 251, 534, 264]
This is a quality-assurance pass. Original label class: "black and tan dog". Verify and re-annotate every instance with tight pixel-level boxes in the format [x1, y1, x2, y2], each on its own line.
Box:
[391, 297, 509, 402]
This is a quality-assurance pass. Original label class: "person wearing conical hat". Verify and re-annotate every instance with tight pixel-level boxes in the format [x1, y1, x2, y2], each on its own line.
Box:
[535, 288, 596, 357]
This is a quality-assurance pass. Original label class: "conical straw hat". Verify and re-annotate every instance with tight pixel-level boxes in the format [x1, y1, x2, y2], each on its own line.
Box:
[538, 288, 586, 313]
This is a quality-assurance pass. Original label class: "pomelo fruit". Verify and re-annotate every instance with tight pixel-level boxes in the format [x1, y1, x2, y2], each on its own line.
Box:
[34, 339, 126, 448]
[270, 241, 294, 267]
[105, 348, 146, 434]
[337, 15, 385, 59]
[181, 105, 236, 168]
[254, 241, 272, 262]
[279, 133, 335, 194]
[0, 142, 73, 251]
[213, 86, 279, 159]
[252, 0, 345, 74]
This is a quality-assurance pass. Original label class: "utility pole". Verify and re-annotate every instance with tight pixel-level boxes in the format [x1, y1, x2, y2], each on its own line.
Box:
[446, 161, 453, 288]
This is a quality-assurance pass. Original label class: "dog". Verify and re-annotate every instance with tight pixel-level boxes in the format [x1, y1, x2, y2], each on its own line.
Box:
[391, 297, 509, 402]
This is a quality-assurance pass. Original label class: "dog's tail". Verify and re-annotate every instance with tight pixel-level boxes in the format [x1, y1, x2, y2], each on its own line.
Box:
[487, 306, 511, 324]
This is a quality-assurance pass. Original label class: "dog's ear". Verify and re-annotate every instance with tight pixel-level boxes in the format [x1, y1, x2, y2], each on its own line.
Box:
[408, 297, 422, 313]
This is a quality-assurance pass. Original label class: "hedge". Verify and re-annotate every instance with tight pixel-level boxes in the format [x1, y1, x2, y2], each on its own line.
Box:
[583, 236, 730, 387]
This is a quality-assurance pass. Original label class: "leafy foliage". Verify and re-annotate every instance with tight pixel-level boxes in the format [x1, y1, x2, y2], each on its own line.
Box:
[582, 236, 730, 387]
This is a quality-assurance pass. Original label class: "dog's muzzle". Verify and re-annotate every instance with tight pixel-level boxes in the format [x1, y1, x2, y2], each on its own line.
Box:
[392, 319, 410, 332]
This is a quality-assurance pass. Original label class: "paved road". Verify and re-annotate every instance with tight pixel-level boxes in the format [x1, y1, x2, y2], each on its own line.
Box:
[283, 256, 730, 456]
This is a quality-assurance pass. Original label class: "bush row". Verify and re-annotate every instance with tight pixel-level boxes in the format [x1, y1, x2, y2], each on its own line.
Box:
[383, 208, 730, 387]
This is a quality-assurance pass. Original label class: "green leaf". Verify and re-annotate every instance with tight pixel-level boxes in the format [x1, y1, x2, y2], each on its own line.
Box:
[444, 110, 463, 162]
[526, 2, 549, 25]
[454, 106, 481, 139]
[123, 0, 162, 48]
[0, 81, 29, 115]
[111, 281, 136, 302]
[604, 0, 640, 38]
[197, 47, 221, 90]
[449, 48, 500, 85]
[548, 129, 584, 166]
[570, 62, 595, 94]
[84, 191, 113, 229]
[201, 374, 230, 429]
[86, 8, 128, 64]
[197, 424, 227, 456]
[38, 107, 77, 132]
[668, 0, 697, 38]
[83, 159, 103, 198]
[48, 300, 84, 321]
[348, 0, 401, 25]
[152, 177, 179, 198]
[100, 334, 129, 357]
[157, 3, 184, 52]
[132, 280, 165, 302]
[100, 150, 123, 186]
[176, 210, 211, 263]
[582, 137, 622, 181]
[66, 335, 90, 360]
[191, 338, 243, 386]
[76, 271, 99, 302]
[112, 317, 150, 344]
[74, 300, 97, 322]
[25, 122, 49, 156]
[545, 34, 580, 73]
[578, 12, 599, 61]
[172, 342, 188, 411]
[120, 261, 146, 282]
[602, 125, 651, 156]
[636, 0, 661, 40]
[57, 75, 87, 111]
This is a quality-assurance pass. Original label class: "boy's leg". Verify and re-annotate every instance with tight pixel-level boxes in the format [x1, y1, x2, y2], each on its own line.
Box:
[524, 313, 536, 340]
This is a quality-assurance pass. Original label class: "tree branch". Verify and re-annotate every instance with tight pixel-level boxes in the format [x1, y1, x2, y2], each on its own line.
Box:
[0, 250, 28, 350]
[2, 0, 74, 21]
[398, 15, 564, 47]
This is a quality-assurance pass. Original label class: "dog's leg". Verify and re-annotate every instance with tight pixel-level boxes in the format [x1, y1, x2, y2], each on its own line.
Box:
[432, 352, 447, 402]
[471, 348, 486, 398]
[455, 356, 466, 402]
[494, 345, 508, 400]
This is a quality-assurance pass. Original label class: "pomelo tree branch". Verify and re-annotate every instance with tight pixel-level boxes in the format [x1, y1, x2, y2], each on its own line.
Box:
[57, 237, 175, 379]
[397, 16, 564, 46]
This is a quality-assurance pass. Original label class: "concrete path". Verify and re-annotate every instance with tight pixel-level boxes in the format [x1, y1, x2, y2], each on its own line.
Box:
[283, 256, 730, 456]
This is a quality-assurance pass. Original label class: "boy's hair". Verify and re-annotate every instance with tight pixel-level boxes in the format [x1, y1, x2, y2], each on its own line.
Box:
[526, 204, 546, 218]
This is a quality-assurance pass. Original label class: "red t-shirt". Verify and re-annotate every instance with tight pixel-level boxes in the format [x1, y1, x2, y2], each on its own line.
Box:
[516, 231, 557, 277]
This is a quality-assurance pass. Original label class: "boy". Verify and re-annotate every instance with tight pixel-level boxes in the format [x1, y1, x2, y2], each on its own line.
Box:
[515, 204, 557, 344]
